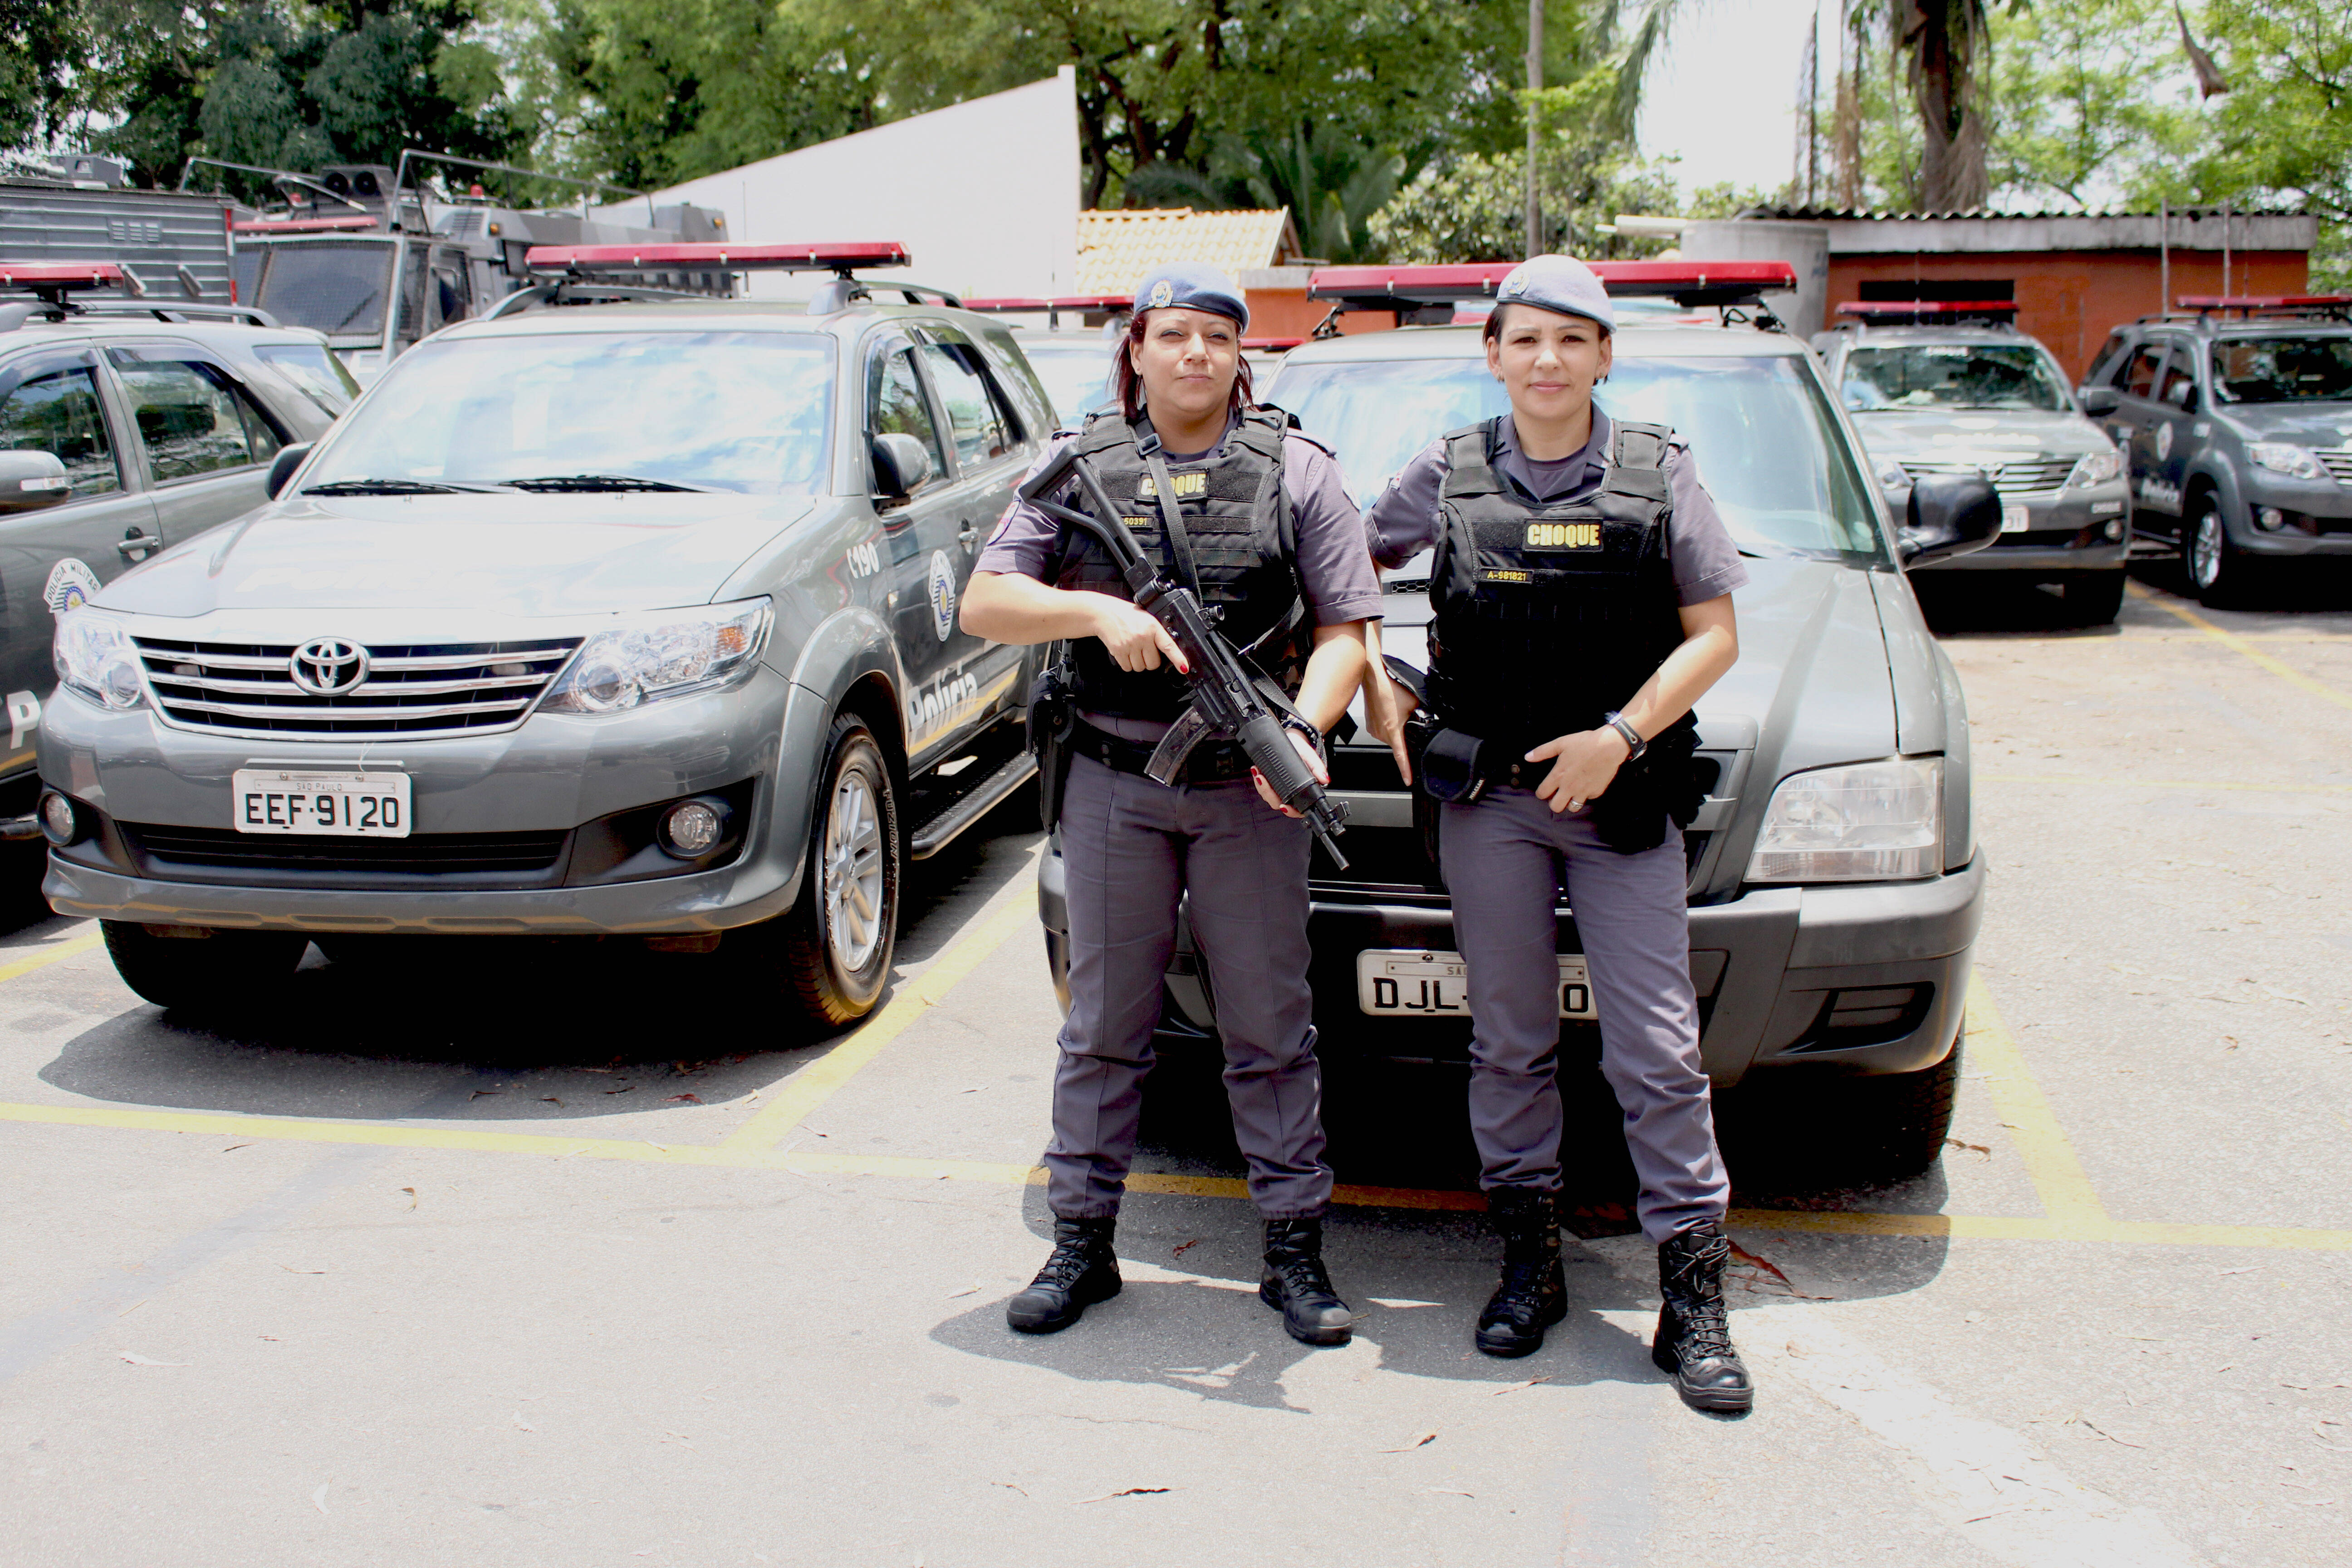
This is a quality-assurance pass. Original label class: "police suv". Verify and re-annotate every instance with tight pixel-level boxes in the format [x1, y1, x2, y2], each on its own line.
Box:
[37, 242, 1050, 1024]
[1035, 261, 2001, 1176]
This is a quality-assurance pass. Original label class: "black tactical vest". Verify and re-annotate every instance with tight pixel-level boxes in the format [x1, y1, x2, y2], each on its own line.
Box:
[1049, 407, 1303, 721]
[1425, 416, 1695, 753]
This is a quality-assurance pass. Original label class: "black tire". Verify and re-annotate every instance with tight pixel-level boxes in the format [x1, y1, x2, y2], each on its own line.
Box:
[2185, 496, 2253, 607]
[1833, 1037, 1964, 1183]
[100, 921, 308, 1010]
[776, 713, 900, 1027]
[2062, 570, 2127, 625]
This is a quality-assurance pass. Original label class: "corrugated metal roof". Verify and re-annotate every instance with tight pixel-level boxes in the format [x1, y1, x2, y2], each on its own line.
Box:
[1074, 208, 1302, 295]
[1745, 205, 2307, 222]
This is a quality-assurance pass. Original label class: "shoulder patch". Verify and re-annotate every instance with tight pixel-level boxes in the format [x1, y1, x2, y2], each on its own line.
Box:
[1282, 428, 1336, 461]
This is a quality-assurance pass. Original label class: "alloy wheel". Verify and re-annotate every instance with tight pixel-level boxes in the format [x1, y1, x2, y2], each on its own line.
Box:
[822, 767, 886, 974]
[2190, 509, 2224, 589]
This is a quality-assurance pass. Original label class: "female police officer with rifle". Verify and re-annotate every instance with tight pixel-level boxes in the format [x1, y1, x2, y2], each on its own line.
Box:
[1361, 255, 1754, 1411]
[962, 263, 1378, 1346]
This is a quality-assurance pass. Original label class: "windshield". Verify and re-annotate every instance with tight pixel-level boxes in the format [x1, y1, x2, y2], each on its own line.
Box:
[302, 331, 834, 495]
[1841, 343, 2072, 412]
[2209, 335, 2352, 404]
[1017, 339, 1118, 428]
[254, 341, 361, 416]
[1270, 349, 1886, 561]
[251, 240, 398, 340]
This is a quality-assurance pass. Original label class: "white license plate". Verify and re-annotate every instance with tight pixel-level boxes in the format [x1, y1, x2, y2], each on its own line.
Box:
[1357, 949, 1595, 1020]
[2000, 503, 2031, 532]
[230, 769, 412, 837]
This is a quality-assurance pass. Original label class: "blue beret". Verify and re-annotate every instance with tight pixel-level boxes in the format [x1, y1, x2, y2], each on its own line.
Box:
[1132, 261, 1249, 332]
[1495, 254, 1614, 333]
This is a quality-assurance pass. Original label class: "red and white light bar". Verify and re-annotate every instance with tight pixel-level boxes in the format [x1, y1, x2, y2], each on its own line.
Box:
[962, 294, 1132, 314]
[1309, 260, 1797, 312]
[2176, 294, 2352, 313]
[525, 241, 909, 274]
[235, 215, 381, 235]
[0, 261, 130, 291]
[1837, 299, 2019, 319]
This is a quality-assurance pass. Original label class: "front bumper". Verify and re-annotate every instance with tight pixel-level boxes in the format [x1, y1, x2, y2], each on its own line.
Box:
[1037, 846, 1986, 1088]
[2234, 475, 2352, 556]
[1900, 482, 2129, 574]
[37, 665, 810, 936]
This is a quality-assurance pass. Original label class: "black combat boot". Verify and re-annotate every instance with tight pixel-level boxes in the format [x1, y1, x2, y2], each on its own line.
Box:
[1259, 1217, 1354, 1347]
[1475, 1188, 1567, 1358]
[1005, 1216, 1121, 1334]
[1651, 1221, 1754, 1412]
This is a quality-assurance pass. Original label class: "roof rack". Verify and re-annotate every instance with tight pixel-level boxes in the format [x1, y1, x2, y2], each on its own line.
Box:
[1833, 299, 2019, 327]
[1, 262, 279, 331]
[2174, 294, 2352, 320]
[1308, 260, 1798, 314]
[234, 214, 382, 235]
[499, 241, 958, 315]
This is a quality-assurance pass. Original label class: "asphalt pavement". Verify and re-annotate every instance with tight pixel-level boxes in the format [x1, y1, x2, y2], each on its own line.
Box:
[0, 562, 2347, 1567]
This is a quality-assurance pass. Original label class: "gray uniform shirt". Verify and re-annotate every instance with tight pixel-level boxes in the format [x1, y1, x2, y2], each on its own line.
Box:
[1363, 411, 1750, 606]
[978, 416, 1382, 740]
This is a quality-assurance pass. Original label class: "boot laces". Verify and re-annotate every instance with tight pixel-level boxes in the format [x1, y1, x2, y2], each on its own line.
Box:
[1489, 1258, 1555, 1322]
[1272, 1248, 1338, 1303]
[1031, 1235, 1105, 1292]
[1664, 1234, 1735, 1359]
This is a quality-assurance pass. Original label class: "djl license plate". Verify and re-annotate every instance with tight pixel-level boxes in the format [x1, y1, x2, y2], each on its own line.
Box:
[1356, 949, 1595, 1020]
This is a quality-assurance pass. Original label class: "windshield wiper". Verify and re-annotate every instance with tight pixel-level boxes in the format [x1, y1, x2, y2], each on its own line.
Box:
[302, 478, 506, 496]
[497, 473, 713, 493]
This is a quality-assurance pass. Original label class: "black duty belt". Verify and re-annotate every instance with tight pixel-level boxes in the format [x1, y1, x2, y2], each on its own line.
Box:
[1067, 718, 1251, 785]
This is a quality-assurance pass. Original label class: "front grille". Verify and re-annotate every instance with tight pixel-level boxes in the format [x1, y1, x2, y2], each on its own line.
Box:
[1899, 456, 2077, 495]
[123, 823, 568, 880]
[133, 637, 580, 741]
[2318, 446, 2352, 484]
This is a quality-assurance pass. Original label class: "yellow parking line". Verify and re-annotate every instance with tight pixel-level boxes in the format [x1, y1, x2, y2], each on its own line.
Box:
[0, 928, 103, 985]
[1978, 773, 2352, 795]
[1963, 972, 2111, 1232]
[2128, 581, 2352, 710]
[718, 890, 1035, 1151]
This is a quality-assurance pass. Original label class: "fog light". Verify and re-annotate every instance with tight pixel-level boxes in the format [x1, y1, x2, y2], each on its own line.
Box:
[2257, 506, 2286, 531]
[658, 798, 726, 858]
[38, 791, 78, 847]
[2103, 518, 2124, 540]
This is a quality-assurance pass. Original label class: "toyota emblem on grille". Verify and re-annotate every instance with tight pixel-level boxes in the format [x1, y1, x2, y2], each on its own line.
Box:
[289, 636, 368, 695]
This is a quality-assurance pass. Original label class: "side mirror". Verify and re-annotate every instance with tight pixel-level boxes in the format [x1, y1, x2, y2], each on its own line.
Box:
[2077, 386, 2120, 416]
[0, 449, 72, 514]
[1900, 474, 2003, 568]
[870, 432, 932, 500]
[265, 442, 313, 500]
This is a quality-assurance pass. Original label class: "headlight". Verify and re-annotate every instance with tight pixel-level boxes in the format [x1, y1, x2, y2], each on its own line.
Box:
[2065, 449, 2122, 487]
[53, 614, 148, 711]
[1872, 457, 1912, 490]
[1746, 757, 1944, 883]
[2248, 442, 2328, 480]
[538, 599, 771, 715]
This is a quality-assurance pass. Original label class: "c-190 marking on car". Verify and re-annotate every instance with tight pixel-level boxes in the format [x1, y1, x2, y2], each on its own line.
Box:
[36, 241, 1055, 1026]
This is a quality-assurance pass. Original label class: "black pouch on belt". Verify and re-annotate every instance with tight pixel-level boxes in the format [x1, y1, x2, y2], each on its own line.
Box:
[1589, 723, 1705, 853]
[1026, 651, 1077, 834]
[1416, 726, 1490, 805]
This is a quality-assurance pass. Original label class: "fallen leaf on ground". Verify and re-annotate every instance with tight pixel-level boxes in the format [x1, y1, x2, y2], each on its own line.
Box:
[117, 1351, 186, 1366]
[401, 1187, 417, 1210]
[645, 1142, 668, 1152]
[512, 1413, 536, 1432]
[657, 1431, 694, 1449]
[278, 1264, 324, 1275]
[1492, 1376, 1551, 1396]
[664, 1093, 702, 1104]
[1077, 1487, 1172, 1503]
[469, 1090, 501, 1099]
[993, 1481, 1029, 1497]
[312, 1483, 328, 1515]
[1944, 1139, 1991, 1157]
[2218, 1266, 2256, 1275]
[1171, 1239, 1201, 1258]
[117, 1299, 146, 1317]
[1428, 1488, 1475, 1497]
[958, 1086, 984, 1093]
[541, 1097, 563, 1107]
[1728, 1241, 1832, 1299]
[1377, 1431, 1438, 1453]
[604, 1087, 635, 1095]
[946, 1285, 979, 1298]
[2074, 1416, 2145, 1448]
[221, 1144, 250, 1152]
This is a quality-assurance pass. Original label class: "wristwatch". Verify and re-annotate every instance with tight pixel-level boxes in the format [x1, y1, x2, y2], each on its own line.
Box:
[1603, 710, 1648, 761]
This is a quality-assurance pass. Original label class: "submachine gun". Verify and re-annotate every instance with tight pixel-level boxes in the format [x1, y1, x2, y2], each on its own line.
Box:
[1017, 444, 1351, 868]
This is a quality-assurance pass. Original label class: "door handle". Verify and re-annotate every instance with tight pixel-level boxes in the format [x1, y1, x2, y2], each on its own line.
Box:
[957, 522, 979, 549]
[118, 532, 163, 559]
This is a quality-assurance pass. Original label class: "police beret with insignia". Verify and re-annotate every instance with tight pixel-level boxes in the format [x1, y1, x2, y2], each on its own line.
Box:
[1494, 254, 1614, 333]
[1132, 261, 1249, 331]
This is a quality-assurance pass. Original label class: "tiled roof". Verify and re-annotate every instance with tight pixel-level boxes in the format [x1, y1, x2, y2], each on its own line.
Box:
[1074, 208, 1302, 294]
[1745, 205, 2308, 221]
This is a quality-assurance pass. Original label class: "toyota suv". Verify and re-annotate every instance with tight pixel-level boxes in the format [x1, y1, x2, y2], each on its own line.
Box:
[1034, 261, 2001, 1176]
[2079, 299, 2352, 604]
[37, 243, 1050, 1025]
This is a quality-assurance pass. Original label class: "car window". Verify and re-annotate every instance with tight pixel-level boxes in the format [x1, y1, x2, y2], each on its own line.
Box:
[1273, 350, 1886, 562]
[112, 358, 284, 482]
[2153, 342, 2197, 406]
[867, 346, 947, 492]
[919, 342, 1016, 471]
[253, 341, 362, 416]
[0, 364, 121, 497]
[1018, 340, 1119, 428]
[2208, 335, 2352, 404]
[1839, 344, 2072, 412]
[301, 331, 834, 495]
[2122, 344, 2166, 399]
[2090, 332, 2130, 383]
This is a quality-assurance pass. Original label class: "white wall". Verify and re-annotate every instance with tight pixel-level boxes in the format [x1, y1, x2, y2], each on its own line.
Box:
[599, 69, 1078, 303]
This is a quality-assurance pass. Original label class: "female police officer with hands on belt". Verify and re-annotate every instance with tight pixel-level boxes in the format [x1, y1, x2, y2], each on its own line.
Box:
[1361, 254, 1753, 1411]
[962, 262, 1379, 1347]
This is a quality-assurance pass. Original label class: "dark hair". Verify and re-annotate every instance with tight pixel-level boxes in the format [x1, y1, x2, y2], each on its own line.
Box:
[1114, 309, 1254, 421]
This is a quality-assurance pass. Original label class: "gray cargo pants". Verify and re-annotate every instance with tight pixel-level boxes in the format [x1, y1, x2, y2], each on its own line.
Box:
[1044, 752, 1333, 1220]
[1441, 787, 1729, 1242]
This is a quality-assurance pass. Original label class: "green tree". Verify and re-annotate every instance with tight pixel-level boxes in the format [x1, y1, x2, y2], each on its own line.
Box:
[1983, 0, 2205, 209]
[2193, 0, 2352, 287]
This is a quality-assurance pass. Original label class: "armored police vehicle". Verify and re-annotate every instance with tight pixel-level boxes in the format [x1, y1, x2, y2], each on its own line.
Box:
[2078, 295, 2352, 604]
[1033, 260, 2000, 1177]
[1813, 302, 2130, 624]
[36, 243, 1050, 1026]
